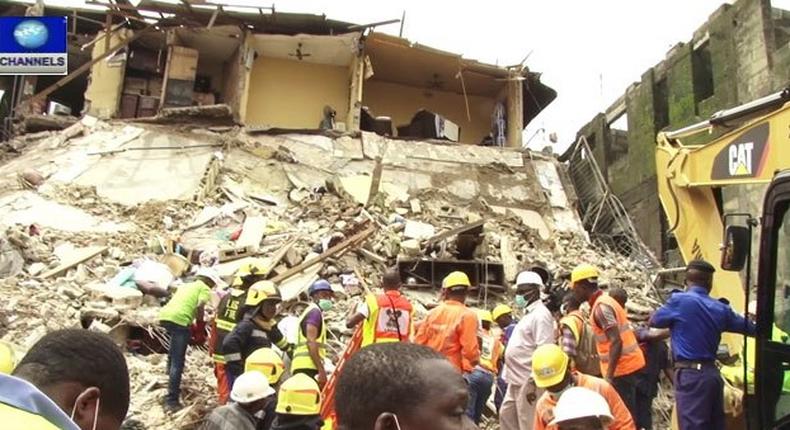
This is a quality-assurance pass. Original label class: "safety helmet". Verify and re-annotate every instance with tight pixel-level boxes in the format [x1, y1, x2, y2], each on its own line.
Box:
[308, 279, 333, 296]
[231, 259, 270, 287]
[276, 373, 322, 416]
[477, 309, 493, 324]
[531, 344, 570, 388]
[571, 264, 599, 284]
[516, 271, 544, 287]
[245, 347, 286, 385]
[549, 387, 614, 426]
[0, 342, 15, 374]
[442, 271, 471, 289]
[492, 304, 513, 322]
[230, 371, 276, 404]
[246, 280, 282, 307]
[196, 267, 226, 288]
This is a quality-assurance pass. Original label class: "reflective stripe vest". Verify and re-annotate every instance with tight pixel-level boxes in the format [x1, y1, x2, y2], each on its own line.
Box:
[478, 329, 504, 373]
[590, 294, 645, 377]
[361, 291, 413, 347]
[291, 304, 326, 372]
[212, 288, 246, 363]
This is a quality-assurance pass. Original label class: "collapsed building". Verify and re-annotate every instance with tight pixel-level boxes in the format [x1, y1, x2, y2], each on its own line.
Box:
[0, 1, 666, 429]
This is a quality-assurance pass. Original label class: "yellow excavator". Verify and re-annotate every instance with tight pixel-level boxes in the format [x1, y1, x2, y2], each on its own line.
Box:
[656, 87, 790, 428]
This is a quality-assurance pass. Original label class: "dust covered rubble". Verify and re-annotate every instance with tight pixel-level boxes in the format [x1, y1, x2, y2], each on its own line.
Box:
[0, 119, 658, 428]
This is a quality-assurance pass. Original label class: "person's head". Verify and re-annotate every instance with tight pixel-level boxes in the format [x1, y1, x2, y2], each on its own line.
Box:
[231, 371, 276, 414]
[532, 344, 573, 400]
[571, 264, 599, 302]
[195, 267, 226, 289]
[336, 343, 476, 430]
[562, 292, 582, 315]
[608, 287, 628, 309]
[514, 271, 543, 308]
[550, 387, 614, 430]
[13, 329, 130, 430]
[382, 270, 402, 291]
[685, 259, 715, 291]
[276, 373, 323, 428]
[308, 280, 335, 311]
[232, 259, 270, 289]
[247, 281, 282, 320]
[492, 304, 513, 329]
[245, 348, 286, 386]
[477, 310, 493, 331]
[442, 271, 471, 304]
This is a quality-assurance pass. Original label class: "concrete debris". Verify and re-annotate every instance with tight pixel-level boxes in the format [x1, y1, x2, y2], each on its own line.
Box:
[0, 120, 662, 429]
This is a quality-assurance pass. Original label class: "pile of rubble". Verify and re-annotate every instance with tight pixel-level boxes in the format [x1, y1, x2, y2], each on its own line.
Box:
[0, 114, 661, 428]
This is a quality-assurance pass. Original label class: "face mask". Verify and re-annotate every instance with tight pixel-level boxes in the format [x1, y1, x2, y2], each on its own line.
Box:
[318, 299, 333, 311]
[70, 392, 100, 430]
[514, 294, 528, 309]
[393, 414, 402, 430]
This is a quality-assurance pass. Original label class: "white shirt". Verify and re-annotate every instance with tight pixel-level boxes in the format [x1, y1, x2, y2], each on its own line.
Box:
[501, 300, 556, 386]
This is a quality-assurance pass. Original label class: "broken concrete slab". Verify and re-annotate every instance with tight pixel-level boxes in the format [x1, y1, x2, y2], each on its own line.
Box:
[236, 215, 267, 250]
[491, 206, 551, 240]
[0, 192, 133, 233]
[42, 245, 108, 279]
[404, 220, 436, 240]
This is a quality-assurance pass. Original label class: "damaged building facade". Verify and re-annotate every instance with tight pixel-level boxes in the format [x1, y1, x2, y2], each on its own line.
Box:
[0, 0, 555, 148]
[567, 0, 790, 264]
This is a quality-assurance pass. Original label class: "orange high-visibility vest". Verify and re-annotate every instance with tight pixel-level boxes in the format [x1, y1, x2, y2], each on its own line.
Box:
[362, 291, 413, 346]
[590, 294, 645, 377]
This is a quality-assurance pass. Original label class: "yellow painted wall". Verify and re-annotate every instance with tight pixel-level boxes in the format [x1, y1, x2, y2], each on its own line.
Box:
[244, 56, 349, 128]
[362, 80, 496, 144]
[84, 29, 132, 119]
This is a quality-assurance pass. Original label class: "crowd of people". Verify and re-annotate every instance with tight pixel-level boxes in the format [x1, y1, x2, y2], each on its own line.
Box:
[0, 257, 757, 430]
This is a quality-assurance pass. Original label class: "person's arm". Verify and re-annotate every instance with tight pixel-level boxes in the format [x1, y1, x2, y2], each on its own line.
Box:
[532, 399, 548, 430]
[595, 304, 622, 382]
[222, 321, 252, 379]
[346, 299, 369, 329]
[650, 296, 679, 328]
[639, 328, 671, 342]
[195, 304, 206, 324]
[305, 322, 327, 386]
[725, 308, 757, 336]
[560, 325, 578, 358]
[460, 312, 481, 372]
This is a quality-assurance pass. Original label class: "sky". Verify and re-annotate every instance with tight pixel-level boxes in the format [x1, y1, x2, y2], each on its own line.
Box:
[22, 0, 790, 152]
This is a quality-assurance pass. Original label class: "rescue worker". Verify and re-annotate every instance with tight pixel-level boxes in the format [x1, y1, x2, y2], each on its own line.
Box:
[246, 348, 287, 430]
[1, 329, 130, 430]
[571, 264, 644, 420]
[531, 344, 635, 430]
[202, 371, 276, 430]
[212, 260, 270, 404]
[499, 270, 555, 430]
[492, 304, 517, 410]
[559, 292, 601, 376]
[466, 310, 504, 424]
[271, 374, 324, 430]
[346, 270, 413, 346]
[414, 271, 480, 374]
[223, 281, 288, 386]
[291, 280, 334, 387]
[335, 342, 477, 430]
[550, 387, 616, 430]
[159, 268, 223, 411]
[650, 259, 756, 430]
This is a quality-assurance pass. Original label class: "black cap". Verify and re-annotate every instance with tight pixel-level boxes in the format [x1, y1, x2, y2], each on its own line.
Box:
[687, 259, 716, 273]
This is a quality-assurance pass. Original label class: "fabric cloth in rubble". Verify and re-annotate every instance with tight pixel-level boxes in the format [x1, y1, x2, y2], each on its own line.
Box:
[200, 402, 258, 430]
[0, 373, 79, 430]
[414, 299, 480, 373]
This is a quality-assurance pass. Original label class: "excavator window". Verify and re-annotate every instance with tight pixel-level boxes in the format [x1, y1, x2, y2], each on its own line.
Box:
[776, 209, 790, 335]
[768, 203, 790, 425]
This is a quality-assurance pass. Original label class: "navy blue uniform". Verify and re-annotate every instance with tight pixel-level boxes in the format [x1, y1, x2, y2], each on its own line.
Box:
[651, 285, 756, 430]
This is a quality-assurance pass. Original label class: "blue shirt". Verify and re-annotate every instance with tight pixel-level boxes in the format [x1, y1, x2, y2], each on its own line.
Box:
[503, 321, 517, 345]
[650, 285, 756, 361]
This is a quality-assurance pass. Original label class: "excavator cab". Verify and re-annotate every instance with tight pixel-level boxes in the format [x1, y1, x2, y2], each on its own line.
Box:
[722, 170, 790, 429]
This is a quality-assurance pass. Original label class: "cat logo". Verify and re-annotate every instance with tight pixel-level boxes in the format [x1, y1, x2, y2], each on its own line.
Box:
[728, 142, 754, 176]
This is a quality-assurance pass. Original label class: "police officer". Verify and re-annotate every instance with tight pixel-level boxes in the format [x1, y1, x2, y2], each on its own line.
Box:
[650, 259, 756, 430]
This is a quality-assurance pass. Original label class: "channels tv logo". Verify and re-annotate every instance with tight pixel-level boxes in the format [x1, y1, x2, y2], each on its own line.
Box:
[0, 17, 67, 75]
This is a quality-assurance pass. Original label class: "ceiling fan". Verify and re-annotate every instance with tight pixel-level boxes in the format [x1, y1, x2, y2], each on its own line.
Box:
[288, 42, 312, 61]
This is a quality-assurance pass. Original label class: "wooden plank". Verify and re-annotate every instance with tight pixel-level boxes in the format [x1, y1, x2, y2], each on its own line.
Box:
[425, 219, 485, 246]
[236, 215, 267, 250]
[167, 46, 199, 81]
[42, 246, 107, 279]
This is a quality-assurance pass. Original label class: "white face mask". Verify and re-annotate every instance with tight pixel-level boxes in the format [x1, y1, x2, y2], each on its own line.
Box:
[393, 414, 402, 430]
[70, 392, 100, 430]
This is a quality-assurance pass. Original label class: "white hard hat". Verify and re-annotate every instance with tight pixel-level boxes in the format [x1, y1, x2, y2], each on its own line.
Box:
[230, 371, 276, 404]
[748, 300, 757, 315]
[549, 387, 613, 426]
[516, 271, 544, 287]
[196, 267, 226, 288]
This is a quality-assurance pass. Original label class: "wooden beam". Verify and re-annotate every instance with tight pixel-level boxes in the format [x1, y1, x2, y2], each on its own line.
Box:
[425, 219, 485, 247]
[207, 6, 220, 29]
[104, 13, 112, 52]
[506, 75, 524, 148]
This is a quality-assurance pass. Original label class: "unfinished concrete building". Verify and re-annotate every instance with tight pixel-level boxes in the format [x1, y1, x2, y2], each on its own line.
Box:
[567, 0, 790, 264]
[0, 0, 555, 148]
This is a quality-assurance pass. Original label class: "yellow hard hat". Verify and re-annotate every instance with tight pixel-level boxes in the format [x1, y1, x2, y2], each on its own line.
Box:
[442, 271, 471, 289]
[492, 304, 513, 322]
[531, 344, 570, 388]
[477, 309, 493, 324]
[0, 342, 15, 374]
[245, 347, 285, 385]
[245, 280, 281, 307]
[276, 373, 321, 416]
[232, 259, 270, 287]
[571, 264, 599, 284]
